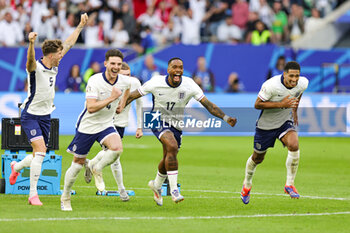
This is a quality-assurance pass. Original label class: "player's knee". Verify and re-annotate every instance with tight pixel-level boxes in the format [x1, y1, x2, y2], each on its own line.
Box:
[108, 145, 123, 152]
[253, 157, 264, 164]
[287, 143, 299, 152]
[166, 143, 178, 155]
[252, 152, 265, 164]
[73, 156, 86, 165]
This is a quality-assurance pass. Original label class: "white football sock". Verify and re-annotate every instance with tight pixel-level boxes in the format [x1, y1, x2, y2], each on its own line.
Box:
[243, 155, 257, 189]
[89, 150, 105, 167]
[94, 149, 121, 172]
[286, 150, 300, 186]
[111, 156, 125, 191]
[14, 154, 33, 172]
[62, 162, 83, 198]
[154, 171, 167, 189]
[167, 170, 178, 193]
[29, 152, 45, 197]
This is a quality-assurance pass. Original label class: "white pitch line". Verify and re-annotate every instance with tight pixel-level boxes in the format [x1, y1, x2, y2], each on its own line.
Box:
[1, 212, 350, 222]
[69, 186, 350, 201]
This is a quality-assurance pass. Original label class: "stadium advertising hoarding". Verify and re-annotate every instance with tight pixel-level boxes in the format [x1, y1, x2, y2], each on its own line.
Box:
[0, 92, 348, 136]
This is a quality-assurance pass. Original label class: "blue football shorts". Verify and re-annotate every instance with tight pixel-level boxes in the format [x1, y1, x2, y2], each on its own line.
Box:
[20, 111, 51, 145]
[151, 121, 182, 148]
[253, 120, 296, 153]
[67, 127, 119, 158]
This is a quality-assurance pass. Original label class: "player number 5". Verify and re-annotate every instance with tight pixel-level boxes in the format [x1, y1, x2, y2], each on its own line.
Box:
[49, 77, 53, 87]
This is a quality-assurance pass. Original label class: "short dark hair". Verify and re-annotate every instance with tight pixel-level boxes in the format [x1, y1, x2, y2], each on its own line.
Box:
[42, 39, 63, 56]
[168, 57, 183, 65]
[105, 49, 124, 61]
[284, 61, 300, 72]
[278, 55, 285, 60]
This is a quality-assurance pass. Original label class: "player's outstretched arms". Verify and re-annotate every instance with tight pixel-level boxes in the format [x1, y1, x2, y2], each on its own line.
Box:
[62, 13, 88, 57]
[254, 95, 299, 109]
[125, 90, 142, 107]
[26, 32, 37, 72]
[87, 87, 122, 113]
[200, 97, 237, 127]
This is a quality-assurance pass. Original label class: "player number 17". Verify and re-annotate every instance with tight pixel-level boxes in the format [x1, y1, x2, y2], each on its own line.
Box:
[166, 102, 175, 111]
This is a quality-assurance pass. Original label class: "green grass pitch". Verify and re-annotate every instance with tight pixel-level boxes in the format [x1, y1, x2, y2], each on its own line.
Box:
[1, 135, 349, 233]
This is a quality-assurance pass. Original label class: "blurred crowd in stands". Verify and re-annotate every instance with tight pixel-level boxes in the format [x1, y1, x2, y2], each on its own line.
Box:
[1, 0, 347, 93]
[0, 0, 347, 49]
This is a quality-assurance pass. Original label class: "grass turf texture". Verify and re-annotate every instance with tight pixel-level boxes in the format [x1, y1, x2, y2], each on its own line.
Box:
[0, 136, 349, 233]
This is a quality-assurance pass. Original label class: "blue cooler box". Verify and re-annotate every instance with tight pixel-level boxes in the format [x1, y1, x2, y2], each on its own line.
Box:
[1, 150, 62, 195]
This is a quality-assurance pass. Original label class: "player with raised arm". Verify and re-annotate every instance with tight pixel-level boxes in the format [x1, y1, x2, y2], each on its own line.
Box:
[60, 49, 131, 211]
[84, 62, 143, 201]
[240, 61, 308, 204]
[121, 57, 237, 206]
[8, 13, 88, 206]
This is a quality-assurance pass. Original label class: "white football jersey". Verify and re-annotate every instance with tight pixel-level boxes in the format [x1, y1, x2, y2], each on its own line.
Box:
[138, 75, 204, 130]
[76, 72, 131, 134]
[257, 74, 309, 130]
[22, 60, 57, 115]
[113, 76, 143, 128]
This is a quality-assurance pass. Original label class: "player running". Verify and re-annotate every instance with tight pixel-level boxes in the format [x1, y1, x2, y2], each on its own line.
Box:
[240, 61, 308, 204]
[60, 49, 131, 211]
[121, 57, 237, 206]
[84, 62, 143, 201]
[9, 13, 88, 206]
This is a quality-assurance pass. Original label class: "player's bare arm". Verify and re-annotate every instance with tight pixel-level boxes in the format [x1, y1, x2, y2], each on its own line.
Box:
[125, 89, 142, 107]
[255, 95, 299, 109]
[200, 97, 237, 127]
[292, 94, 303, 126]
[61, 13, 88, 57]
[26, 32, 37, 72]
[116, 88, 130, 114]
[87, 86, 122, 113]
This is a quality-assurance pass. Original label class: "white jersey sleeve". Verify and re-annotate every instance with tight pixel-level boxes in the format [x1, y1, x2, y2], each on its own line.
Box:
[258, 80, 273, 101]
[189, 78, 205, 101]
[298, 77, 309, 95]
[85, 78, 99, 99]
[133, 79, 143, 128]
[138, 77, 156, 96]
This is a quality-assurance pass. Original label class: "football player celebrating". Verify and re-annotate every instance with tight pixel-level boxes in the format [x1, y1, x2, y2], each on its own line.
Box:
[60, 49, 131, 211]
[9, 13, 88, 206]
[121, 57, 237, 206]
[240, 61, 308, 204]
[84, 62, 143, 201]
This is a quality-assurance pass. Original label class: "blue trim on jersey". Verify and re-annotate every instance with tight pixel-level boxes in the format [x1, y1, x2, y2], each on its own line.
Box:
[165, 75, 182, 88]
[23, 71, 36, 113]
[102, 70, 118, 85]
[39, 58, 51, 70]
[281, 75, 293, 90]
[76, 108, 87, 129]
